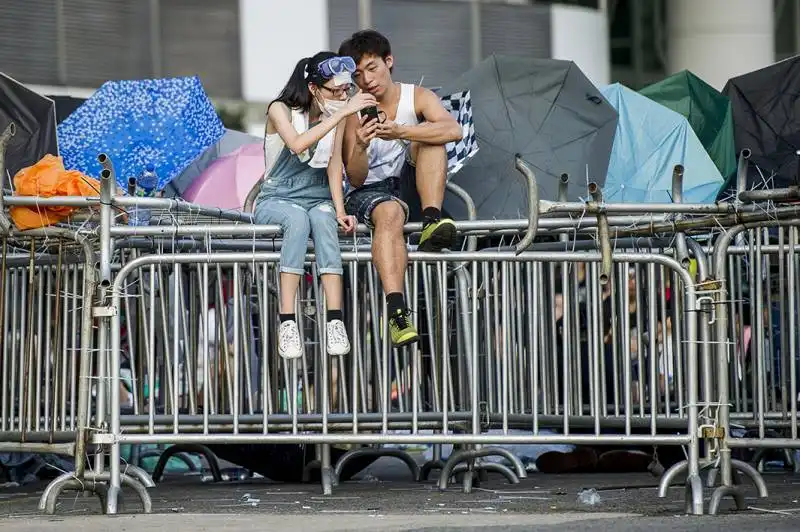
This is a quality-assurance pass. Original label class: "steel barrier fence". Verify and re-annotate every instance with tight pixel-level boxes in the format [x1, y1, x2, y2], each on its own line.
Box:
[85, 249, 700, 515]
[2, 151, 800, 516]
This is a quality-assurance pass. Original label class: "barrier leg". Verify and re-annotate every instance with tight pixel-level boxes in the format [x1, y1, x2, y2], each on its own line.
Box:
[420, 444, 447, 481]
[321, 444, 333, 495]
[753, 447, 796, 473]
[709, 485, 746, 514]
[151, 443, 222, 483]
[122, 464, 156, 488]
[438, 448, 521, 491]
[39, 471, 151, 515]
[731, 459, 769, 497]
[685, 474, 704, 515]
[657, 460, 688, 498]
[451, 461, 520, 492]
[303, 458, 320, 483]
[705, 466, 718, 488]
[39, 473, 108, 515]
[659, 456, 720, 515]
[333, 447, 420, 486]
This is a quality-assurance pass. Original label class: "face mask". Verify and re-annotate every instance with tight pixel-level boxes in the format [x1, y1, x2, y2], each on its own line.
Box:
[320, 98, 346, 116]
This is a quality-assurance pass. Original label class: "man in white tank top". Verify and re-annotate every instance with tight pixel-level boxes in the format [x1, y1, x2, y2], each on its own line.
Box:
[338, 30, 463, 348]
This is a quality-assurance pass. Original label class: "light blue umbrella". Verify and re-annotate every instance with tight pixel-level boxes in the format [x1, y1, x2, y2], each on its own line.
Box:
[57, 76, 224, 191]
[599, 83, 723, 203]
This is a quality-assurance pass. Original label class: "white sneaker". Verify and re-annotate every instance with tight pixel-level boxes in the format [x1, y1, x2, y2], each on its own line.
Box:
[326, 319, 351, 356]
[278, 320, 303, 360]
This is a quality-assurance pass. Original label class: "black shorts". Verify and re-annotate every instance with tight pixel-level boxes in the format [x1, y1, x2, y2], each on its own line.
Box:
[344, 176, 410, 229]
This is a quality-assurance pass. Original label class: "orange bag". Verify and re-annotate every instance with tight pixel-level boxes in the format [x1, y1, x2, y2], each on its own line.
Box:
[9, 154, 101, 230]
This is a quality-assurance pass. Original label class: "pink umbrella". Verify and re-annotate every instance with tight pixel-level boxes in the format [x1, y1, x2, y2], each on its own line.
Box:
[182, 142, 265, 210]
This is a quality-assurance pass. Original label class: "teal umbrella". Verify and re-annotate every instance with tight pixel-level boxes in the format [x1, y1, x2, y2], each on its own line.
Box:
[601, 83, 724, 203]
[640, 70, 736, 181]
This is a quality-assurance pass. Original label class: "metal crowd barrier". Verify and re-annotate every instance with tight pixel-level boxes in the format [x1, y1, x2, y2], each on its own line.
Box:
[0, 230, 92, 458]
[1, 148, 800, 516]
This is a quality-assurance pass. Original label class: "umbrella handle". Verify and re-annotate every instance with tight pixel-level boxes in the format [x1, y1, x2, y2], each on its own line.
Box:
[513, 156, 539, 254]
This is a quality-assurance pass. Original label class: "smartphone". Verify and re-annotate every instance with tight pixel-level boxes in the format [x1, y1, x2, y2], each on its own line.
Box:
[361, 105, 380, 123]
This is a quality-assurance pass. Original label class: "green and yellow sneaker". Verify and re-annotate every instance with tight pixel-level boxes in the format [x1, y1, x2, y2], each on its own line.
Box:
[388, 308, 420, 347]
[418, 218, 457, 252]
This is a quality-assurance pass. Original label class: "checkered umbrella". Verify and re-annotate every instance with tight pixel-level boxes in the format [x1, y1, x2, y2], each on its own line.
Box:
[440, 90, 479, 178]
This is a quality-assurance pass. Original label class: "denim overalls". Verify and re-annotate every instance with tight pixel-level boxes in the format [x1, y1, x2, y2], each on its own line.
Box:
[254, 133, 342, 276]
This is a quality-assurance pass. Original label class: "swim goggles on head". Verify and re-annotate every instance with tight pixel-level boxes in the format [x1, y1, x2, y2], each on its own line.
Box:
[317, 56, 357, 79]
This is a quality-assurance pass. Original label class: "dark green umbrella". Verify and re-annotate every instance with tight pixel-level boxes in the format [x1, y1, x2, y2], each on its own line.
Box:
[640, 70, 736, 181]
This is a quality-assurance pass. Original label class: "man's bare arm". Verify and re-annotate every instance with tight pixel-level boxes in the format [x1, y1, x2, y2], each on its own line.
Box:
[342, 114, 374, 188]
[393, 86, 462, 145]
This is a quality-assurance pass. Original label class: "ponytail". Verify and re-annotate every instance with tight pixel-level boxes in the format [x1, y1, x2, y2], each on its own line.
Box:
[269, 51, 339, 114]
[269, 57, 314, 113]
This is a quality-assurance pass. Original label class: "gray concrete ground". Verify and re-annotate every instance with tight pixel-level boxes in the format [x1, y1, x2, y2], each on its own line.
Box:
[1, 457, 800, 530]
[1, 511, 800, 532]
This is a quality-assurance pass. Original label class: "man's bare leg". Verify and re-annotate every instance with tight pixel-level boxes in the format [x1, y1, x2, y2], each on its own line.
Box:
[410, 142, 457, 251]
[371, 201, 407, 294]
[371, 200, 419, 346]
[412, 142, 447, 210]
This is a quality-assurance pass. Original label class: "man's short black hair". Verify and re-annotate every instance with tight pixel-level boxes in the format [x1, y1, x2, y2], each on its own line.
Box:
[338, 29, 392, 66]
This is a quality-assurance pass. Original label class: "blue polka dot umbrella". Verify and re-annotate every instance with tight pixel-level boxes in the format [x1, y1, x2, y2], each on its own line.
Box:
[56, 76, 225, 192]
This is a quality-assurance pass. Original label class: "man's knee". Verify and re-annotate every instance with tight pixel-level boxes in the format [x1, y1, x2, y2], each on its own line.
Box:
[417, 142, 446, 160]
[408, 142, 445, 167]
[372, 201, 406, 230]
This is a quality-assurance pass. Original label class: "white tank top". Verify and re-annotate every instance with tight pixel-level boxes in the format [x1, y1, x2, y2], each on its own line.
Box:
[359, 83, 419, 186]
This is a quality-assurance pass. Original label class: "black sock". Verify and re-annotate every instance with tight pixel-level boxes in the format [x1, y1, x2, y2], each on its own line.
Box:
[327, 309, 343, 322]
[422, 207, 441, 227]
[386, 292, 405, 315]
[279, 313, 295, 323]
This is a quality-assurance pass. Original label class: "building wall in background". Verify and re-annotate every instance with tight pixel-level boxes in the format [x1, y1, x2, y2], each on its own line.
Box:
[666, 0, 774, 90]
[551, 3, 609, 87]
[0, 0, 789, 132]
[240, 0, 329, 104]
[247, 0, 576, 134]
[0, 0, 242, 98]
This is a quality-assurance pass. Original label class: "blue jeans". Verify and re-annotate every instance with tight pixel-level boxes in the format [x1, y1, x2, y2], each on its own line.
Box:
[254, 174, 343, 276]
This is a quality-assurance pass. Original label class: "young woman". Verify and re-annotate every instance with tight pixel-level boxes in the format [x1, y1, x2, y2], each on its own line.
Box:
[255, 51, 376, 359]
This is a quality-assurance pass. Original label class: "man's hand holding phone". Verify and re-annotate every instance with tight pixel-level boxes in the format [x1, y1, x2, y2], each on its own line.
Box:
[355, 114, 379, 150]
[360, 105, 380, 123]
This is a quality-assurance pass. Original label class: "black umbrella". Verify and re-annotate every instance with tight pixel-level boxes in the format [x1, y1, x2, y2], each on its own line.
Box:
[723, 56, 800, 191]
[439, 55, 618, 220]
[0, 73, 58, 181]
[46, 95, 87, 124]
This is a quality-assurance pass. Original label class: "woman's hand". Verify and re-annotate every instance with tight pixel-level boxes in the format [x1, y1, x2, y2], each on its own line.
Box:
[343, 92, 378, 116]
[337, 212, 357, 234]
